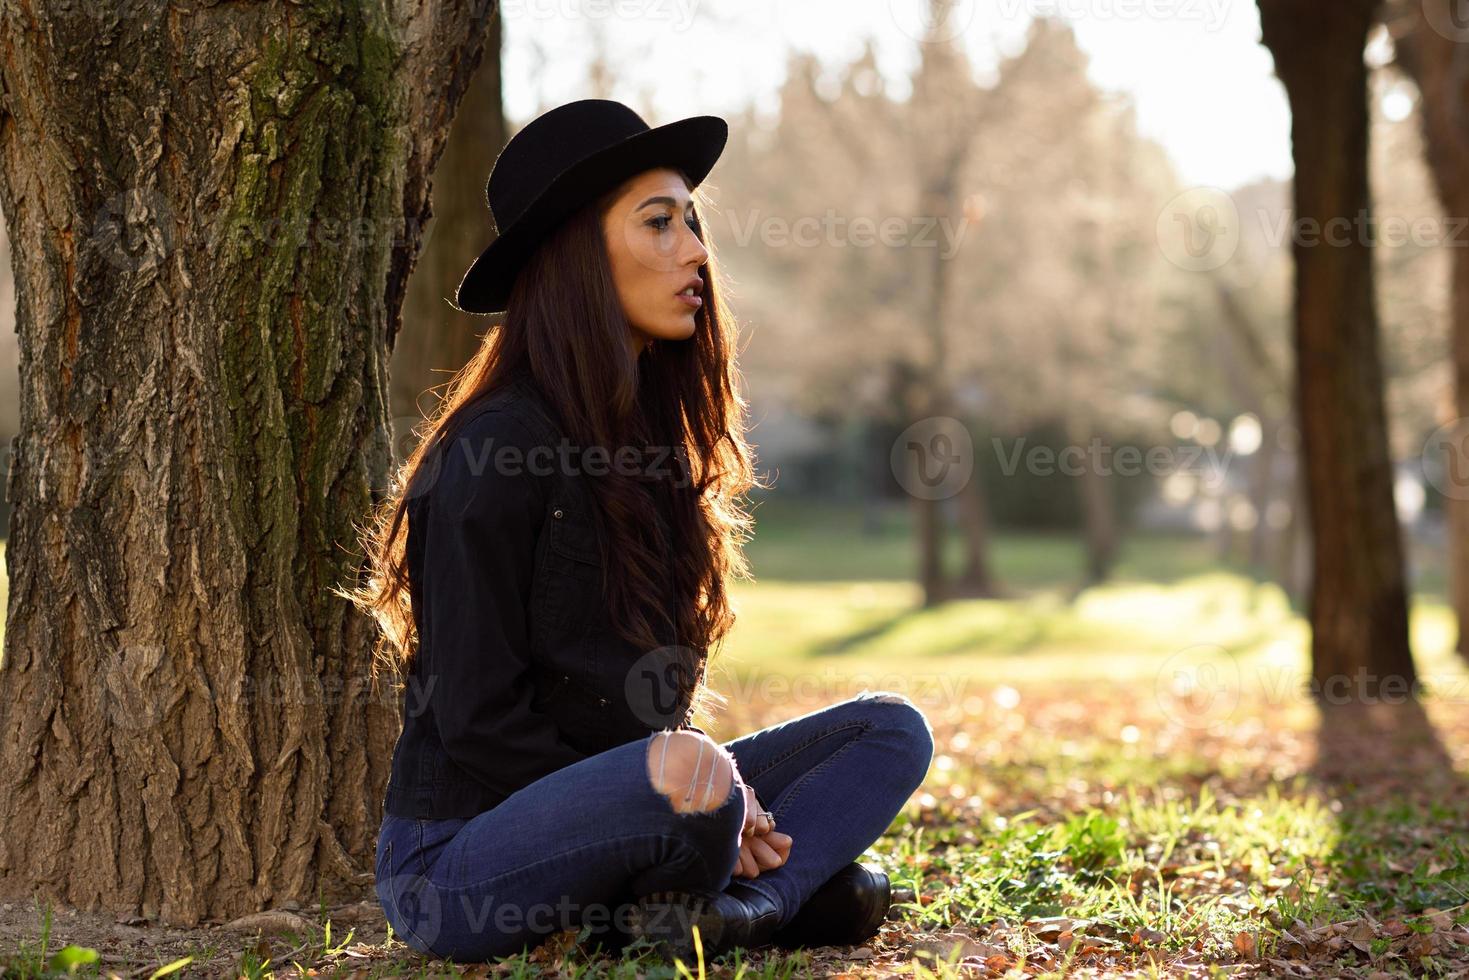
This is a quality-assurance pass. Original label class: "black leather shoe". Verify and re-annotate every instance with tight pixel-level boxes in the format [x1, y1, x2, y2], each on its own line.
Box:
[770, 861, 891, 950]
[627, 879, 783, 963]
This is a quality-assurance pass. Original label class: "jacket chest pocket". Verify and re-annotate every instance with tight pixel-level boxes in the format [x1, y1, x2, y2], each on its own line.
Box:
[530, 499, 612, 753]
[534, 500, 605, 642]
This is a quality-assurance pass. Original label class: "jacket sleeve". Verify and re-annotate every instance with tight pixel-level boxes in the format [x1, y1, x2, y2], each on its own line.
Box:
[419, 408, 591, 797]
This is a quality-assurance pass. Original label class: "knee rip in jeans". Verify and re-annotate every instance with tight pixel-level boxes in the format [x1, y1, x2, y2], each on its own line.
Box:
[858, 688, 915, 706]
[647, 730, 734, 815]
[861, 690, 935, 737]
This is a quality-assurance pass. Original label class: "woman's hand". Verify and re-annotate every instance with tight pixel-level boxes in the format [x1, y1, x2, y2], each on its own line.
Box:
[732, 782, 793, 878]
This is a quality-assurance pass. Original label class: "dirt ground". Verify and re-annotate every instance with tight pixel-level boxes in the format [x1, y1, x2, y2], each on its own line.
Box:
[0, 890, 400, 977]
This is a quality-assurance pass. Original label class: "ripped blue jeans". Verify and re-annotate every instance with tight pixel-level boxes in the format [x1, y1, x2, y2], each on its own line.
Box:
[374, 689, 935, 962]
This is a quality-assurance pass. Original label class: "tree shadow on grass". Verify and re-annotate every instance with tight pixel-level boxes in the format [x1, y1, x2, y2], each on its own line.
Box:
[1303, 698, 1469, 970]
[807, 610, 912, 657]
[806, 604, 1061, 658]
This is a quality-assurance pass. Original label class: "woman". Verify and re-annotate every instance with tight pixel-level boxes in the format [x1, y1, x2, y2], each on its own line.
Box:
[343, 99, 935, 964]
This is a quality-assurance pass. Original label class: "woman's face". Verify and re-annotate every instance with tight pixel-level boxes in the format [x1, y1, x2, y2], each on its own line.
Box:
[601, 167, 709, 354]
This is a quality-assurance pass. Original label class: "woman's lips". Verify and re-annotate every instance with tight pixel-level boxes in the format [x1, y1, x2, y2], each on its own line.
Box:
[676, 292, 702, 308]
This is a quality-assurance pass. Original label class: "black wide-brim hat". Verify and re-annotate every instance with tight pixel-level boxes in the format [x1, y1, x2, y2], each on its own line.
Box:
[453, 99, 729, 316]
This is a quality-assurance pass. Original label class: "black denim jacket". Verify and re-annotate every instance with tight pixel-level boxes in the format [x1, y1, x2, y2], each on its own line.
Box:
[381, 376, 730, 819]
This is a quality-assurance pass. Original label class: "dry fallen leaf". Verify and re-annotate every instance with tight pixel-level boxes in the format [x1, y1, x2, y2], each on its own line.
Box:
[1345, 920, 1376, 952]
[221, 910, 313, 936]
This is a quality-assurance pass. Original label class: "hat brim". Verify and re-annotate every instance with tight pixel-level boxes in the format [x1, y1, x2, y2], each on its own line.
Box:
[453, 114, 728, 315]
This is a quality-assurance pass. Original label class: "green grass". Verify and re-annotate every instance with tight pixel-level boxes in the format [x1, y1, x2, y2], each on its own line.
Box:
[742, 496, 1226, 587]
[721, 495, 1454, 687]
[718, 571, 1306, 684]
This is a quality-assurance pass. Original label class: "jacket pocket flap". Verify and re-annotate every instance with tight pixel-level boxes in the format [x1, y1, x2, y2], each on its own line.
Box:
[547, 503, 600, 565]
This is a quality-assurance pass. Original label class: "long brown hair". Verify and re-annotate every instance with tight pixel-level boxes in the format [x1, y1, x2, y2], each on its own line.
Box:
[339, 170, 763, 729]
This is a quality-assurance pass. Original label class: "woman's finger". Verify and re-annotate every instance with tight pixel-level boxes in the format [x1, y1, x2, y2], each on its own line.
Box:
[757, 832, 793, 866]
[740, 784, 759, 836]
[739, 842, 760, 878]
[746, 836, 785, 870]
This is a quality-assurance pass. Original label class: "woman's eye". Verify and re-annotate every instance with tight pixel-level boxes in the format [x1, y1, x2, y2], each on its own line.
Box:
[648, 213, 700, 233]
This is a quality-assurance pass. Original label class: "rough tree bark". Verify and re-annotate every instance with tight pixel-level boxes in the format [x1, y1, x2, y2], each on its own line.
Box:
[390, 14, 505, 432]
[0, 0, 498, 924]
[1390, 1, 1469, 660]
[1257, 0, 1418, 700]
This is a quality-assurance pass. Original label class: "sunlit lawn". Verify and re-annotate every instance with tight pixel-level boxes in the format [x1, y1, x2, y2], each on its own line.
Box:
[720, 494, 1325, 690]
[740, 495, 1230, 586]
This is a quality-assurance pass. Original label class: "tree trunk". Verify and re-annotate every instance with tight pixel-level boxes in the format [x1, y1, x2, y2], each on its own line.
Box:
[0, 0, 497, 924]
[1258, 0, 1417, 701]
[952, 462, 1001, 597]
[859, 416, 884, 535]
[1068, 414, 1117, 585]
[1391, 1, 1469, 660]
[1212, 280, 1294, 575]
[915, 495, 946, 607]
[1447, 406, 1469, 659]
[912, 141, 1001, 604]
[894, 363, 948, 607]
[1272, 462, 1312, 605]
[390, 15, 506, 438]
[1247, 419, 1278, 568]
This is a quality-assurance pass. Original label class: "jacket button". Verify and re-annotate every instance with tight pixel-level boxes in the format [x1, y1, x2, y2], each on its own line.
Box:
[598, 697, 610, 707]
[553, 509, 564, 519]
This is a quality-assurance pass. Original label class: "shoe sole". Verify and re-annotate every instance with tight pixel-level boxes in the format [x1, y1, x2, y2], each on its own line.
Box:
[627, 889, 728, 963]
